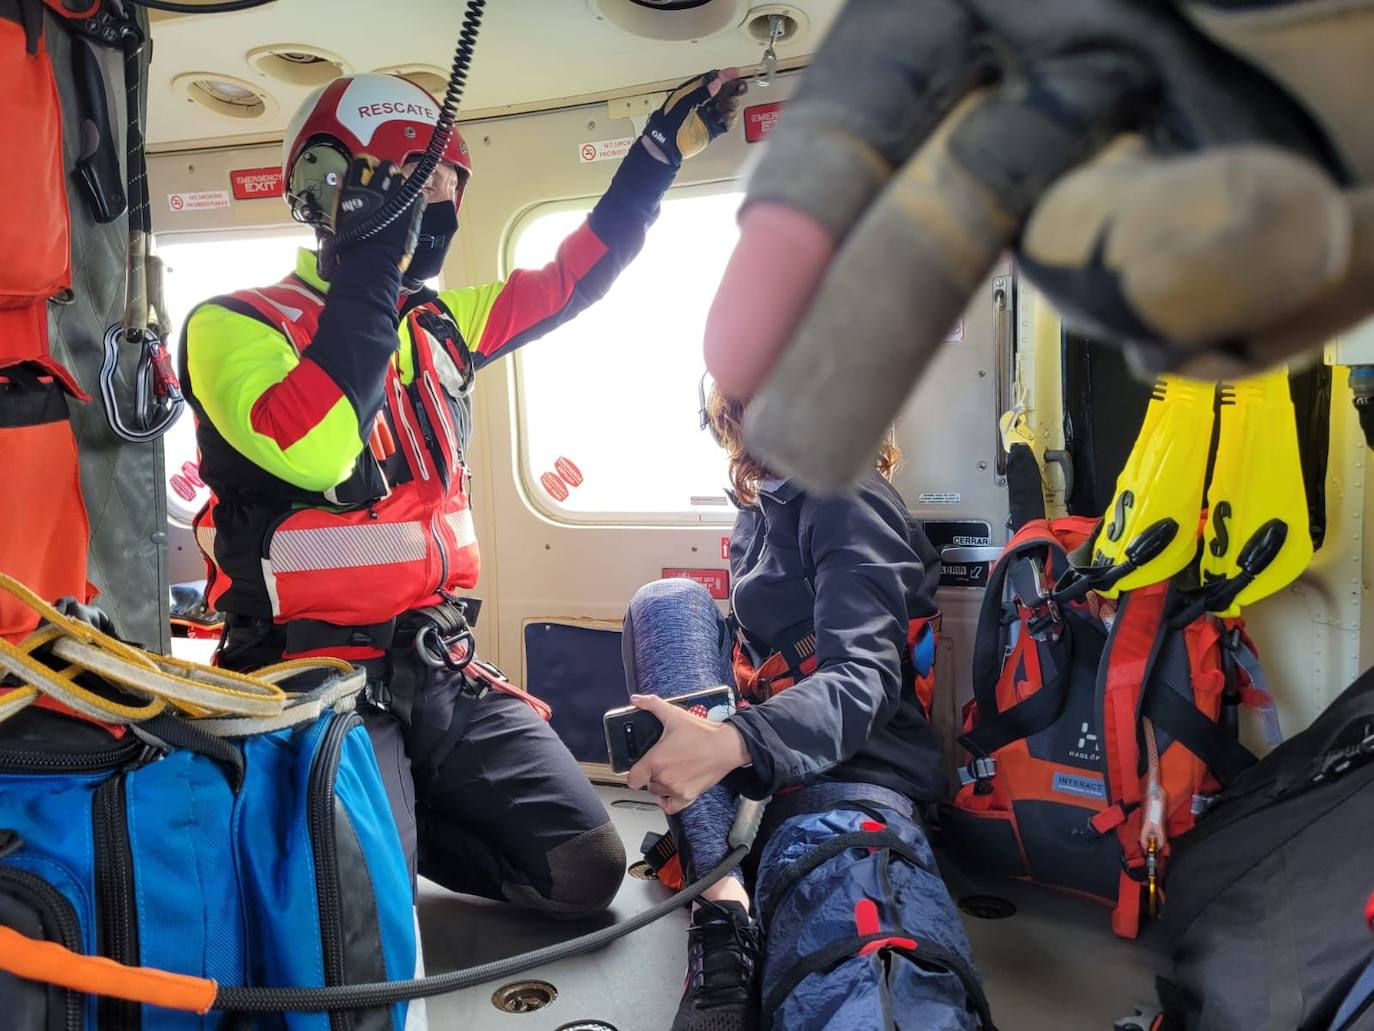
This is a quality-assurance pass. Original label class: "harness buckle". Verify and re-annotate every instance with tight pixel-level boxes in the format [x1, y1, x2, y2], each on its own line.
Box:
[413, 622, 475, 673]
[957, 756, 998, 787]
[364, 676, 392, 712]
[1190, 793, 1217, 817]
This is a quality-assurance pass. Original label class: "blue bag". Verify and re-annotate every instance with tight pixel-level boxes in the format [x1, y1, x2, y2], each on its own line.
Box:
[754, 802, 993, 1031]
[0, 702, 417, 1030]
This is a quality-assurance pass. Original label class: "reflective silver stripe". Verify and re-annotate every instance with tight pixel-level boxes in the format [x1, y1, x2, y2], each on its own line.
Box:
[261, 557, 282, 618]
[444, 509, 476, 550]
[423, 371, 459, 459]
[246, 289, 303, 322]
[393, 379, 429, 481]
[274, 281, 324, 307]
[270, 521, 428, 573]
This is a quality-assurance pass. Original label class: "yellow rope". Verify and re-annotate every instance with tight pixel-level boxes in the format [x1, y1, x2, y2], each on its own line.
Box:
[0, 574, 354, 728]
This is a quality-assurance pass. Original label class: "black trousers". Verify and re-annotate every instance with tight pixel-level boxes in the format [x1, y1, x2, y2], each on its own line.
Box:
[222, 627, 626, 918]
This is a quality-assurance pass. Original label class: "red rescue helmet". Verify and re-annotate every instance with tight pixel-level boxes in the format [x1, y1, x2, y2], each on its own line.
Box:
[282, 73, 471, 228]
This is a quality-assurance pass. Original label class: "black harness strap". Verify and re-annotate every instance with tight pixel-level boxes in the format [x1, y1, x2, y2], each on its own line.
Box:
[964, 533, 1080, 763]
[959, 620, 1074, 759]
[136, 712, 246, 792]
[1139, 682, 1256, 786]
[763, 830, 928, 922]
[759, 932, 995, 1031]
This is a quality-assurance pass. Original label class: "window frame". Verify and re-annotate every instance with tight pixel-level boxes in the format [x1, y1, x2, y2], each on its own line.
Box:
[502, 179, 743, 528]
[154, 226, 321, 527]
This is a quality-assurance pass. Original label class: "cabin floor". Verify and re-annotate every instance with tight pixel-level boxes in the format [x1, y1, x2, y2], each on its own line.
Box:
[419, 785, 1166, 1030]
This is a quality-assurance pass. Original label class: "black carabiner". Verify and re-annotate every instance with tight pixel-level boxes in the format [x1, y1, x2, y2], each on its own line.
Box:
[414, 623, 474, 673]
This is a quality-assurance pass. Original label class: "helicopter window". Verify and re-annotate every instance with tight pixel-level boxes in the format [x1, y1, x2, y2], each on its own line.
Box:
[508, 186, 741, 524]
[157, 230, 314, 524]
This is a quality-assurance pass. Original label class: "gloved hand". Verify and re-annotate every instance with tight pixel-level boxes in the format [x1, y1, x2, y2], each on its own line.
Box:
[49, 597, 120, 638]
[704, 0, 1374, 492]
[642, 69, 747, 167]
[319, 154, 425, 281]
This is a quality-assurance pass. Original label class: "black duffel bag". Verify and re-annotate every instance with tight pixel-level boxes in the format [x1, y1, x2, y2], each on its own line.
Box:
[1157, 668, 1374, 1030]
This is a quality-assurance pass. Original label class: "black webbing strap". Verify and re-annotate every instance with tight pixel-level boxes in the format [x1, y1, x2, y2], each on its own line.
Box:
[959, 620, 1074, 760]
[764, 830, 928, 920]
[415, 671, 486, 780]
[284, 618, 397, 656]
[136, 712, 245, 792]
[969, 532, 1070, 721]
[0, 0, 44, 52]
[1139, 681, 1256, 786]
[0, 365, 69, 428]
[760, 932, 995, 1031]
[736, 615, 818, 697]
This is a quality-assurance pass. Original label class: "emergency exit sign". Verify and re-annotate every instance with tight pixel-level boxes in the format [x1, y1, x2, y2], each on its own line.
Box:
[229, 167, 284, 200]
[663, 567, 730, 600]
[744, 101, 785, 143]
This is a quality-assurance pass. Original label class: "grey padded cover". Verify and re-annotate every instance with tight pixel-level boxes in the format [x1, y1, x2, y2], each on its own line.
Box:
[44, 6, 168, 651]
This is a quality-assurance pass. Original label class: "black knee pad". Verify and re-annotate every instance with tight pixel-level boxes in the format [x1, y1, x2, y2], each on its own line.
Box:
[506, 821, 626, 919]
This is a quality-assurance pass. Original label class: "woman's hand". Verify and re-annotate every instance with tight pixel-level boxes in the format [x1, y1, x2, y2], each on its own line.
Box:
[625, 694, 750, 815]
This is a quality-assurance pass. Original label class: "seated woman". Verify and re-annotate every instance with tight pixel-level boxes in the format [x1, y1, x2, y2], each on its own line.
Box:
[621, 386, 988, 1031]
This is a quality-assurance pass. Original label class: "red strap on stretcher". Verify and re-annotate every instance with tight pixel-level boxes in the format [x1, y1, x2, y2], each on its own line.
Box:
[853, 898, 917, 957]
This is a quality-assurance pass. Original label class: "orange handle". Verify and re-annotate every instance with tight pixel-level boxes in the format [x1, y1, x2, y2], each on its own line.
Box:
[0, 925, 218, 1013]
[369, 416, 396, 460]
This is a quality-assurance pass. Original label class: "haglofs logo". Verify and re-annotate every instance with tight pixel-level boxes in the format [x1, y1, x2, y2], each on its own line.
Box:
[1069, 722, 1101, 763]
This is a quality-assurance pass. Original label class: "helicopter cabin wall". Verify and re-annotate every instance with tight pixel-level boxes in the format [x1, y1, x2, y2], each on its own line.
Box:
[148, 74, 1009, 772]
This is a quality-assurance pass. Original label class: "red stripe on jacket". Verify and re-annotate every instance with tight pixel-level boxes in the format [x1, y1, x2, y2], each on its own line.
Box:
[248, 357, 345, 450]
[475, 222, 608, 357]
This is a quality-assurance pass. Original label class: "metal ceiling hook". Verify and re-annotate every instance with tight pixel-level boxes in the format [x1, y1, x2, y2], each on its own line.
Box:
[753, 14, 786, 87]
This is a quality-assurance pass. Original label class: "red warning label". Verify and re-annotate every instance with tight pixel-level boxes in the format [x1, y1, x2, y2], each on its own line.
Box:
[555, 456, 583, 488]
[540, 471, 569, 502]
[744, 102, 785, 143]
[663, 567, 730, 600]
[169, 475, 197, 502]
[229, 167, 284, 200]
[720, 536, 730, 561]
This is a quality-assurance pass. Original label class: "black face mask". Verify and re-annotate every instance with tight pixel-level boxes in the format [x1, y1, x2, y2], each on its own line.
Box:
[403, 201, 458, 289]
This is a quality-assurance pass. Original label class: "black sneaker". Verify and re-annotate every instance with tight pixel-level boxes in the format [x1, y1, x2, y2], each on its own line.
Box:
[671, 898, 762, 1031]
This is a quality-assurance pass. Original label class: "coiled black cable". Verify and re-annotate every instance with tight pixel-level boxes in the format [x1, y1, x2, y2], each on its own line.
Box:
[213, 840, 749, 1014]
[319, 0, 487, 269]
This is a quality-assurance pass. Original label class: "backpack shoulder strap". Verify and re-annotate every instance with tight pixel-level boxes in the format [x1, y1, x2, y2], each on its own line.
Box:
[960, 519, 1077, 758]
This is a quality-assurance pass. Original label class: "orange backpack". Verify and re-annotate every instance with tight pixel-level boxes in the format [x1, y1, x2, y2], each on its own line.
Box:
[939, 517, 1278, 938]
[0, 1, 94, 639]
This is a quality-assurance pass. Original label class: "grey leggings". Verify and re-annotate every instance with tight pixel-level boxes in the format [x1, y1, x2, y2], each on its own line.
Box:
[622, 577, 743, 883]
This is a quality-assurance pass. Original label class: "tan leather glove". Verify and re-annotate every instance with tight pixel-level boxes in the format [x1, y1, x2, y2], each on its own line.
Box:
[705, 0, 1374, 491]
[642, 69, 747, 167]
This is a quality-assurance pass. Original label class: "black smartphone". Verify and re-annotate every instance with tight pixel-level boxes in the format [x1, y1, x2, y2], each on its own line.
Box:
[603, 685, 736, 773]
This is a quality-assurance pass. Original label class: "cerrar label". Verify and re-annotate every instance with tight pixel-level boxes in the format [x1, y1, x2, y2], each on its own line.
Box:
[1052, 772, 1106, 800]
[744, 101, 784, 143]
[229, 167, 283, 200]
[922, 519, 992, 552]
[662, 567, 730, 600]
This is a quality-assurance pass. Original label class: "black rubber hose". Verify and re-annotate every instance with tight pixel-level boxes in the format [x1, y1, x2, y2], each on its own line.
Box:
[118, 0, 278, 12]
[320, 0, 486, 269]
[214, 841, 749, 1014]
